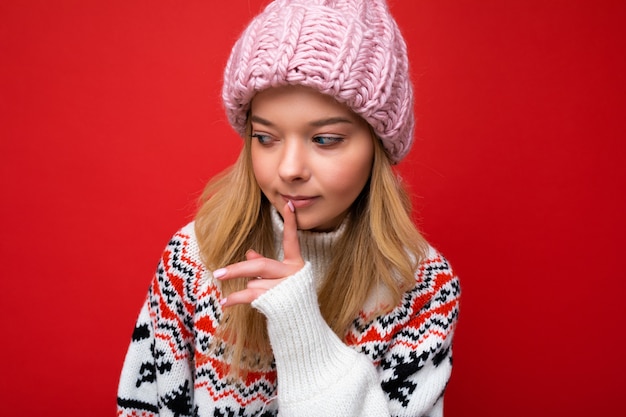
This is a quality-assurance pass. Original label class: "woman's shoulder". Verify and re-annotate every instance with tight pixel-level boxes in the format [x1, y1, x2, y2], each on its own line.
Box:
[177, 221, 196, 237]
[416, 244, 459, 288]
[409, 244, 460, 312]
[347, 245, 460, 362]
[162, 221, 201, 262]
[357, 245, 459, 324]
[155, 221, 210, 294]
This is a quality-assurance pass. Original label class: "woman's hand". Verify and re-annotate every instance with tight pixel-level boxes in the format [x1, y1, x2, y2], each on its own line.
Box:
[214, 200, 304, 307]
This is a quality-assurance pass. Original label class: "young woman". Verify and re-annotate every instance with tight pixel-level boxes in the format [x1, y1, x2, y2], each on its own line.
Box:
[117, 1, 460, 416]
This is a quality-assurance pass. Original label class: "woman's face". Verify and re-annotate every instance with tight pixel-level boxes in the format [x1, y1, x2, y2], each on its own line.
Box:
[250, 85, 375, 232]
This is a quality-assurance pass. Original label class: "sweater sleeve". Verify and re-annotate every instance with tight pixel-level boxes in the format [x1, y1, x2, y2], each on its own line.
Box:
[117, 225, 201, 417]
[375, 247, 460, 416]
[251, 262, 388, 416]
[251, 248, 460, 417]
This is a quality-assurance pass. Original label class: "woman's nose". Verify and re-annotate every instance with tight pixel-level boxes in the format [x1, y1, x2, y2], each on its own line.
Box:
[278, 139, 310, 182]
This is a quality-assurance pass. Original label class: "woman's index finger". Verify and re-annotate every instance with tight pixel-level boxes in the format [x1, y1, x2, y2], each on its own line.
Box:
[282, 200, 302, 264]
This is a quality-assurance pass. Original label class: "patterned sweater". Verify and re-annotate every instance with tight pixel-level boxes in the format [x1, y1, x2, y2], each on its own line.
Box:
[117, 213, 460, 417]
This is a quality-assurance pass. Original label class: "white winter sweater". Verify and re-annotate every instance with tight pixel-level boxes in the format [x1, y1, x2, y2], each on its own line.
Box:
[117, 211, 460, 416]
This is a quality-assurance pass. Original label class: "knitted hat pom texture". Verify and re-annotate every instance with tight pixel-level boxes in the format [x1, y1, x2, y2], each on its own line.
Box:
[222, 0, 414, 163]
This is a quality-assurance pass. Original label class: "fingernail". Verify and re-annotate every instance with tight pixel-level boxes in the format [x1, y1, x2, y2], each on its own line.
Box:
[219, 298, 227, 306]
[213, 268, 226, 279]
[287, 200, 295, 213]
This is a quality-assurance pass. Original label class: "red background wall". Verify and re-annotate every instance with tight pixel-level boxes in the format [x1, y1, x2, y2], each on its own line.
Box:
[1, 1, 624, 415]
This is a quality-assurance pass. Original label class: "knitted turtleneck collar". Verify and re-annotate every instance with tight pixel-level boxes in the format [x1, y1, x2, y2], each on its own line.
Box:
[270, 207, 347, 282]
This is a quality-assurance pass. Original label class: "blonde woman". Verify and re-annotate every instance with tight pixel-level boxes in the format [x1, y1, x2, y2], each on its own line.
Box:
[117, 0, 460, 416]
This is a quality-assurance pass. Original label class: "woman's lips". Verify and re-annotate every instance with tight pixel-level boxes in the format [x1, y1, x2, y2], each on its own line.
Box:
[281, 195, 319, 209]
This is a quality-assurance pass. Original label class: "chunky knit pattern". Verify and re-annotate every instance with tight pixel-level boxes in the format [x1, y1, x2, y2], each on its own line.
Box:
[222, 0, 414, 163]
[117, 216, 460, 416]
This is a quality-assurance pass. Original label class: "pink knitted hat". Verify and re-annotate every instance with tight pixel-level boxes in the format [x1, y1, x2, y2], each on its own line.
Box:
[222, 0, 414, 163]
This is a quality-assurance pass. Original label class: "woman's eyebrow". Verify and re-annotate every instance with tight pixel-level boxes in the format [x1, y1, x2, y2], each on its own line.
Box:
[250, 115, 274, 126]
[309, 117, 353, 127]
[249, 115, 354, 127]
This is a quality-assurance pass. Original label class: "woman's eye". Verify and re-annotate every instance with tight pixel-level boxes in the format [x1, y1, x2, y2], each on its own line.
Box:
[313, 136, 343, 146]
[251, 133, 272, 145]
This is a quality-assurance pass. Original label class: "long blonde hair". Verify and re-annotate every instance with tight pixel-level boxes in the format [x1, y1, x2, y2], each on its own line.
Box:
[194, 128, 427, 376]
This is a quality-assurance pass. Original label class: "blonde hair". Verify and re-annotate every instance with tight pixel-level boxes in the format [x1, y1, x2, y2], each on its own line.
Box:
[194, 128, 427, 376]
